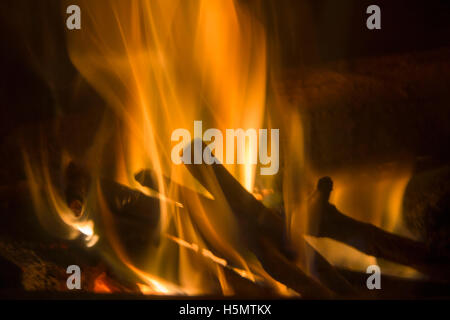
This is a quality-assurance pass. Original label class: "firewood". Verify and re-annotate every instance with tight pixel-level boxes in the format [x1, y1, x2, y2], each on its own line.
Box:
[171, 141, 350, 298]
[136, 142, 360, 298]
[134, 169, 214, 207]
[308, 177, 450, 282]
[64, 163, 163, 261]
[65, 163, 160, 226]
[255, 237, 334, 298]
[304, 241, 358, 296]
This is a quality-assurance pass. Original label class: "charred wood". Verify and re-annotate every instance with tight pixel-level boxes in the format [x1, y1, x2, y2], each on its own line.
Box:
[308, 177, 450, 281]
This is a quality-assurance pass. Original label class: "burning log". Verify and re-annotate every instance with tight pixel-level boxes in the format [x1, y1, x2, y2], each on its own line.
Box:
[308, 177, 450, 281]
[163, 233, 283, 297]
[303, 241, 359, 297]
[65, 163, 160, 227]
[65, 148, 450, 295]
[64, 162, 163, 260]
[134, 141, 360, 298]
[254, 237, 334, 298]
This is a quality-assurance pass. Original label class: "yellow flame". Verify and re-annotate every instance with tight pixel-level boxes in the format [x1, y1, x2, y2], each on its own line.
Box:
[22, 0, 421, 296]
[308, 165, 420, 278]
[330, 165, 412, 233]
[165, 233, 257, 283]
[23, 149, 100, 246]
[62, 0, 269, 294]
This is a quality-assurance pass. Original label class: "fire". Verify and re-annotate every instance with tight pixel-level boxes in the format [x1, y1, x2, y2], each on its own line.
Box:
[23, 150, 100, 246]
[21, 0, 420, 297]
[61, 0, 272, 295]
[305, 165, 421, 278]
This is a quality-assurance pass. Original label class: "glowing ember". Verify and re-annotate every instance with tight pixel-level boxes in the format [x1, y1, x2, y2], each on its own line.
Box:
[93, 273, 113, 294]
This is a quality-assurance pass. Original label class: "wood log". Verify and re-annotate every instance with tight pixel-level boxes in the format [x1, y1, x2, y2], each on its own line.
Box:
[308, 177, 450, 282]
[137, 167, 358, 297]
[157, 141, 359, 298]
[66, 163, 160, 226]
[64, 163, 164, 263]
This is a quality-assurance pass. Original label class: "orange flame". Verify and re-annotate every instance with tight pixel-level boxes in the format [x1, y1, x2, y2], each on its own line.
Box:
[22, 0, 420, 297]
[61, 0, 275, 295]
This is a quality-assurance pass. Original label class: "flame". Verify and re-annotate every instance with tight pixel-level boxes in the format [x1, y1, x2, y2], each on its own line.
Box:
[21, 0, 419, 296]
[306, 165, 421, 278]
[330, 166, 412, 232]
[56, 0, 271, 295]
[23, 149, 100, 246]
[165, 233, 257, 283]
[66, 0, 266, 193]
